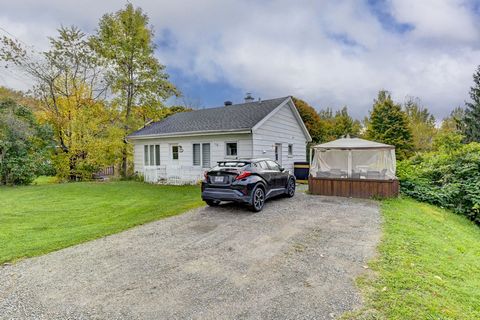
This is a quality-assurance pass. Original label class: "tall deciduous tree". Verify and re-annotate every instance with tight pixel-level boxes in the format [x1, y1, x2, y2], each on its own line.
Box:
[332, 106, 362, 139]
[464, 65, 480, 142]
[440, 107, 465, 133]
[435, 107, 466, 154]
[404, 97, 436, 152]
[293, 98, 362, 143]
[92, 4, 179, 176]
[0, 86, 39, 111]
[366, 90, 413, 160]
[292, 97, 323, 143]
[317, 108, 336, 141]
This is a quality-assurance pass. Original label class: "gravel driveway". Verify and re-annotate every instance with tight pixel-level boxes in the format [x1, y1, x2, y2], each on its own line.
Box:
[0, 192, 381, 320]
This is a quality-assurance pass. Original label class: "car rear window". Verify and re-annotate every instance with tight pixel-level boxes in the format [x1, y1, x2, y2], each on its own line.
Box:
[216, 161, 250, 167]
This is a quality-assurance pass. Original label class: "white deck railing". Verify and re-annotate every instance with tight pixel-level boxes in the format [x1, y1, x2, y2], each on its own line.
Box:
[143, 165, 204, 185]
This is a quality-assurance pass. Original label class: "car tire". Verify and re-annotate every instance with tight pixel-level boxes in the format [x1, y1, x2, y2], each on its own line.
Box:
[285, 178, 295, 198]
[205, 200, 220, 206]
[250, 185, 265, 212]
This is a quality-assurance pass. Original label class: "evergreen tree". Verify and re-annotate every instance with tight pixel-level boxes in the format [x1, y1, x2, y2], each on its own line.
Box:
[464, 65, 480, 142]
[366, 90, 414, 160]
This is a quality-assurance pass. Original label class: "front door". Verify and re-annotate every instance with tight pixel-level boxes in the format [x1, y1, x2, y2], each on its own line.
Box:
[274, 143, 282, 165]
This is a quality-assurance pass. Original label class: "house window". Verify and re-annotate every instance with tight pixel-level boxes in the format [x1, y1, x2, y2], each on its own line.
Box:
[274, 143, 282, 162]
[193, 143, 211, 168]
[144, 144, 160, 166]
[288, 144, 293, 157]
[172, 145, 179, 160]
[226, 142, 237, 156]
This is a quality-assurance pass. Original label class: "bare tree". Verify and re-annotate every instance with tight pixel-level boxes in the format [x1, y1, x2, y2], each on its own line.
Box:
[1, 26, 110, 178]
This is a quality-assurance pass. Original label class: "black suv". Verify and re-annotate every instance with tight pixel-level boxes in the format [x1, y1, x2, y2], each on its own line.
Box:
[201, 158, 296, 212]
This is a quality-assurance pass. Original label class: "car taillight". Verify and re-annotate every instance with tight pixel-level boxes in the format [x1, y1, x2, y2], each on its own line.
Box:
[204, 171, 209, 180]
[235, 171, 251, 180]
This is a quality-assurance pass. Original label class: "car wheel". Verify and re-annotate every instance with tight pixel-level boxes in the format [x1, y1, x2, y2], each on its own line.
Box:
[286, 178, 295, 198]
[205, 200, 220, 206]
[250, 186, 265, 212]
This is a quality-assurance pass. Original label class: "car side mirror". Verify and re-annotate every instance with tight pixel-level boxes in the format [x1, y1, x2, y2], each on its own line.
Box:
[279, 167, 285, 172]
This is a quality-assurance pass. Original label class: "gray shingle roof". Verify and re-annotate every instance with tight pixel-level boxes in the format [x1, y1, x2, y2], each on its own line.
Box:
[129, 96, 290, 137]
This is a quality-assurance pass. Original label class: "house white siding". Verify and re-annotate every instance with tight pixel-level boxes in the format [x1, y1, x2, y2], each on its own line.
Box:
[131, 133, 253, 183]
[252, 101, 308, 173]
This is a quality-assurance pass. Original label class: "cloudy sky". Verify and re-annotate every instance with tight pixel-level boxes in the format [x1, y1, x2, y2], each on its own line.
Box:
[1, 0, 479, 119]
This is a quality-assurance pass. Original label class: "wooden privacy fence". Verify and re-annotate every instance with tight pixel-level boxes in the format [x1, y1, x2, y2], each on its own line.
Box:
[308, 177, 399, 198]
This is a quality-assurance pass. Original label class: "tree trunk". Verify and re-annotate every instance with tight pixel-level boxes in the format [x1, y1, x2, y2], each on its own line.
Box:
[121, 80, 134, 177]
[121, 139, 128, 178]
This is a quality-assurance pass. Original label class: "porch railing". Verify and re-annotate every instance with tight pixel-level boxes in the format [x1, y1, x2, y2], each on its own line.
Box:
[143, 165, 204, 185]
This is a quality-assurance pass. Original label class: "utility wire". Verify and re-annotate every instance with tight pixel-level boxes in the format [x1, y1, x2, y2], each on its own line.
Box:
[0, 25, 37, 51]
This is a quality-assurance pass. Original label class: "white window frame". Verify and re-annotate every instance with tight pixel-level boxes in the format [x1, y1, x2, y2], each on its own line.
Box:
[144, 144, 160, 166]
[192, 142, 211, 168]
[171, 144, 179, 161]
[225, 141, 238, 158]
[274, 143, 282, 164]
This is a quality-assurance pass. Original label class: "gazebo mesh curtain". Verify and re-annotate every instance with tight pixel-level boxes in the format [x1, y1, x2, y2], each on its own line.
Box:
[310, 148, 396, 180]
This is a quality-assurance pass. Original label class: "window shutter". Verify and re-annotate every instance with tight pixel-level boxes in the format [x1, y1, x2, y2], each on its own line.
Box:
[155, 145, 160, 165]
[144, 145, 149, 165]
[202, 143, 210, 168]
[193, 144, 200, 166]
[149, 145, 154, 165]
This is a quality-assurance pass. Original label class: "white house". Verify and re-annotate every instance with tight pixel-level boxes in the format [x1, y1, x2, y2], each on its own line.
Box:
[128, 96, 312, 184]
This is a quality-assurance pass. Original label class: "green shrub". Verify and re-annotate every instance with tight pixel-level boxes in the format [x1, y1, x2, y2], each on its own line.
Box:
[398, 142, 480, 224]
[0, 99, 54, 185]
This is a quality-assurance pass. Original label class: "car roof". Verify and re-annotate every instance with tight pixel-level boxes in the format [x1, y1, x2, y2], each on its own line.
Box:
[219, 158, 272, 163]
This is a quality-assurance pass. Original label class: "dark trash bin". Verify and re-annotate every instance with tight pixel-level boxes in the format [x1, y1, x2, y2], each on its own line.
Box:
[294, 162, 310, 182]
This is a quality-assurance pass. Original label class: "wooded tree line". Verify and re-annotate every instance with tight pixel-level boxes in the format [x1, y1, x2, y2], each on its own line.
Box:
[294, 64, 480, 161]
[0, 4, 187, 184]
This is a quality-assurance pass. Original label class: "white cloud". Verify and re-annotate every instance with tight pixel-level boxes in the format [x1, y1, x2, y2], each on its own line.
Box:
[389, 0, 480, 43]
[0, 0, 479, 119]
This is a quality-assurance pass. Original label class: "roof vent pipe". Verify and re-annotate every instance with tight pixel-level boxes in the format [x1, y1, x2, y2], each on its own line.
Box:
[244, 92, 255, 102]
[224, 101, 233, 106]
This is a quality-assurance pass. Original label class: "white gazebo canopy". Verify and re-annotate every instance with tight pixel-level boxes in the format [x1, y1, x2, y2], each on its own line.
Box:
[310, 137, 396, 180]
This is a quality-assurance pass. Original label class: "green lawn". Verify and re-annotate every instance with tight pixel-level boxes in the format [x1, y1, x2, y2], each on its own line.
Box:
[0, 181, 203, 264]
[32, 175, 59, 185]
[343, 197, 480, 320]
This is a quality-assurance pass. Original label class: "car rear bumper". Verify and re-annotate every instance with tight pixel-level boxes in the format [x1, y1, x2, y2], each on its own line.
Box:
[201, 188, 251, 204]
